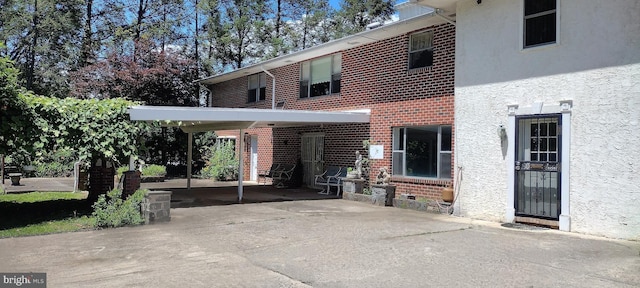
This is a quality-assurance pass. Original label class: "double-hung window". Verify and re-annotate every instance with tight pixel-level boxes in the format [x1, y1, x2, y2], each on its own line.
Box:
[248, 73, 266, 103]
[300, 54, 341, 98]
[392, 126, 452, 179]
[523, 0, 557, 48]
[408, 30, 433, 70]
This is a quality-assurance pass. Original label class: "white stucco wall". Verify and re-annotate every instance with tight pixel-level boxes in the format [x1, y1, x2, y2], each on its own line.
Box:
[453, 0, 640, 239]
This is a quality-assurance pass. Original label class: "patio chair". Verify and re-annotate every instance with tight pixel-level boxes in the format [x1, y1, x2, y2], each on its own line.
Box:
[258, 164, 280, 185]
[314, 166, 342, 195]
[272, 163, 296, 188]
[327, 168, 348, 196]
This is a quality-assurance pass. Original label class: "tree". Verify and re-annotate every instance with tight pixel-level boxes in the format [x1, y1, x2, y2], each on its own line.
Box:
[335, 0, 395, 37]
[215, 0, 270, 69]
[295, 0, 334, 49]
[70, 40, 198, 106]
[264, 0, 333, 58]
[0, 55, 37, 158]
[0, 0, 84, 97]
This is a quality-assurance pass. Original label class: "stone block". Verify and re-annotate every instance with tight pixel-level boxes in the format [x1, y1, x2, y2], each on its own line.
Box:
[143, 190, 172, 224]
[342, 178, 365, 194]
[371, 185, 396, 206]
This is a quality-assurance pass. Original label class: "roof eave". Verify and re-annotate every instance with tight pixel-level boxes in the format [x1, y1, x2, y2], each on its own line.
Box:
[410, 0, 459, 12]
[196, 11, 446, 85]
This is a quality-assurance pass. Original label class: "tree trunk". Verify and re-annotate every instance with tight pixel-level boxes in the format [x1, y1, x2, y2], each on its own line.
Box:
[79, 0, 94, 67]
[26, 0, 38, 90]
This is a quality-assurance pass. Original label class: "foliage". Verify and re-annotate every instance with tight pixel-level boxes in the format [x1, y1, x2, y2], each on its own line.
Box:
[92, 188, 146, 228]
[21, 95, 147, 165]
[0, 192, 87, 204]
[138, 127, 215, 173]
[335, 0, 395, 37]
[142, 164, 167, 177]
[33, 148, 77, 177]
[213, 0, 271, 69]
[116, 166, 130, 178]
[0, 216, 95, 239]
[0, 55, 38, 156]
[200, 141, 238, 181]
[70, 40, 199, 106]
[0, 0, 84, 97]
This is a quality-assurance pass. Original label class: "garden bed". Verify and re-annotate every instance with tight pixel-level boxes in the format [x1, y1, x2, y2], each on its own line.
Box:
[343, 192, 451, 214]
[140, 176, 165, 183]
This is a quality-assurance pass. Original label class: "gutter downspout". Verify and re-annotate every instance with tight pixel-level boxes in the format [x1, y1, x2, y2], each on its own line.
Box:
[261, 66, 276, 109]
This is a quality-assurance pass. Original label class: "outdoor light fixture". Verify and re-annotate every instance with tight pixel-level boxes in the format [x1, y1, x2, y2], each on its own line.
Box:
[497, 124, 506, 139]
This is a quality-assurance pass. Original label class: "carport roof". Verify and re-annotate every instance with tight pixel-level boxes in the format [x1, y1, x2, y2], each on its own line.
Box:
[128, 106, 371, 132]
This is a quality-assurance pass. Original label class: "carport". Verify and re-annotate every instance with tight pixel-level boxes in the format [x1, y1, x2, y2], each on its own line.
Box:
[128, 106, 370, 201]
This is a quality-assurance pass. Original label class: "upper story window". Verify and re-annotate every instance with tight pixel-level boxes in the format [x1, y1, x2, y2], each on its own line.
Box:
[300, 54, 341, 98]
[248, 73, 266, 103]
[409, 30, 433, 70]
[392, 125, 452, 179]
[524, 0, 557, 48]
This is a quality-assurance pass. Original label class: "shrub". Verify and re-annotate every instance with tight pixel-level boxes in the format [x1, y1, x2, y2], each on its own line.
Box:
[142, 164, 166, 177]
[92, 188, 146, 228]
[200, 141, 238, 181]
[116, 166, 129, 178]
[32, 148, 77, 177]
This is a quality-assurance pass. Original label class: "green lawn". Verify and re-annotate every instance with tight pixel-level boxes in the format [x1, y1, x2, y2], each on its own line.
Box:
[0, 191, 87, 203]
[0, 191, 95, 238]
[0, 216, 95, 238]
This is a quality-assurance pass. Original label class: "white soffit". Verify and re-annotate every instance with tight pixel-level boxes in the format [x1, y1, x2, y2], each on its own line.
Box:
[197, 11, 446, 85]
[128, 106, 371, 133]
[412, 0, 458, 12]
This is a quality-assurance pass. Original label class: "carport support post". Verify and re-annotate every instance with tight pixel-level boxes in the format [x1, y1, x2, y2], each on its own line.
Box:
[238, 129, 244, 202]
[187, 132, 193, 190]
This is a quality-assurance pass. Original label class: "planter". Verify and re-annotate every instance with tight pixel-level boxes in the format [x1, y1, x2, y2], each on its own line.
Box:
[342, 178, 365, 194]
[9, 173, 21, 186]
[140, 176, 166, 183]
[441, 186, 454, 202]
[345, 172, 359, 179]
[370, 184, 396, 206]
[22, 165, 35, 177]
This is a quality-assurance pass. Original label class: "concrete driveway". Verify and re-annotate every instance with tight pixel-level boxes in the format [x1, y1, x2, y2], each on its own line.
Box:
[1, 199, 639, 287]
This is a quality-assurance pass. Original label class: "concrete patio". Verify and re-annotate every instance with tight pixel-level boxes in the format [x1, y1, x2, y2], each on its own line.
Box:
[1, 178, 639, 287]
[0, 198, 639, 287]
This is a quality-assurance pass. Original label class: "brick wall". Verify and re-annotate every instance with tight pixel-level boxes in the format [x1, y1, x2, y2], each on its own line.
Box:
[211, 23, 455, 200]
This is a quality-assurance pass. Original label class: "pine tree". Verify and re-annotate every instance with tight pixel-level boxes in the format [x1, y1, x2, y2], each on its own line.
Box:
[335, 0, 395, 37]
[0, 0, 84, 97]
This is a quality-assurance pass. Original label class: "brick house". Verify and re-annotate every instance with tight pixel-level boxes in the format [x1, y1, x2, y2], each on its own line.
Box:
[196, 4, 456, 199]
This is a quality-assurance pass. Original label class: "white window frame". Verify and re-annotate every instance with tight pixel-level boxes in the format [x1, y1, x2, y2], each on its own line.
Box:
[408, 30, 434, 70]
[522, 0, 559, 49]
[392, 125, 452, 179]
[300, 54, 341, 98]
[247, 73, 266, 103]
